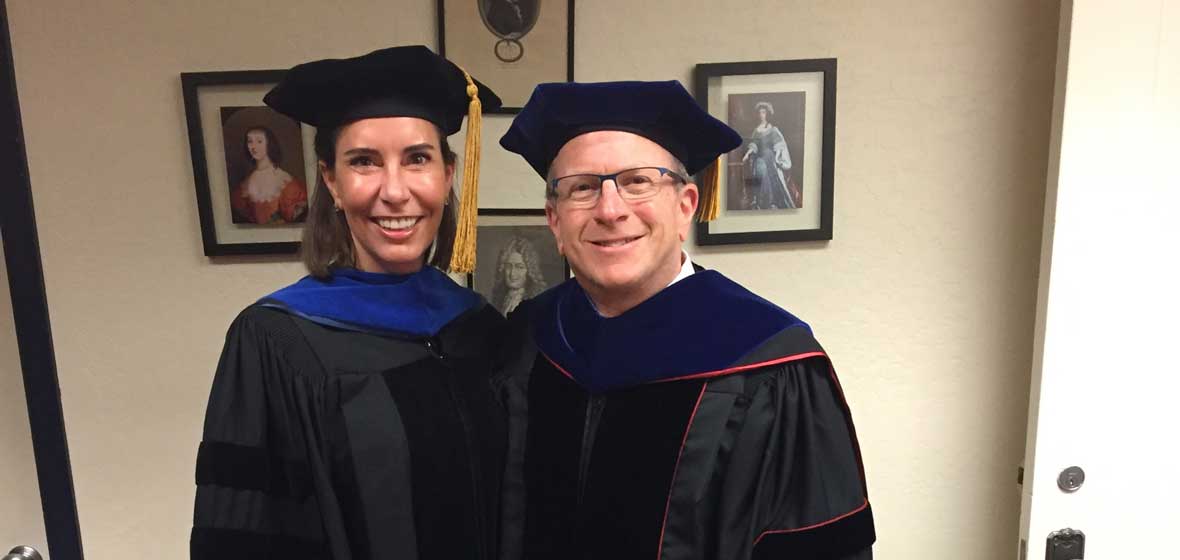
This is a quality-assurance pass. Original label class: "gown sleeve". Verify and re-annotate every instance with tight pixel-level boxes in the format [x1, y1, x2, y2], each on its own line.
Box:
[190, 309, 330, 559]
[717, 355, 875, 560]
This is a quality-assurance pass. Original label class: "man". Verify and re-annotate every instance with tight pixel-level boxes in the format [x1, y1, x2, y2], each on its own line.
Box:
[496, 81, 874, 560]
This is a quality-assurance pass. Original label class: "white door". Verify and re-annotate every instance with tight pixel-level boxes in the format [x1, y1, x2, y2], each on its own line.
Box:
[1019, 1, 1180, 558]
[0, 237, 49, 559]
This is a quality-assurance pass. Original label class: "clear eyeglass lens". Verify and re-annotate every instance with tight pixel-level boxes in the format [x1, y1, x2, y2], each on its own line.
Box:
[557, 177, 601, 202]
[555, 167, 671, 205]
[616, 168, 663, 197]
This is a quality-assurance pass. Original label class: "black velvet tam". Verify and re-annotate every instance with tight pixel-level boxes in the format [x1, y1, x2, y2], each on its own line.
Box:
[499, 80, 743, 177]
[263, 45, 502, 133]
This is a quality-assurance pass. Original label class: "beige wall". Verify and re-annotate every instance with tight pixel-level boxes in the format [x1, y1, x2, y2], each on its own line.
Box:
[0, 239, 49, 555]
[7, 1, 1058, 558]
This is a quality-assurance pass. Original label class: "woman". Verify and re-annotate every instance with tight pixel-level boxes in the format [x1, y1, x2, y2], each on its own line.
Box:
[491, 236, 546, 315]
[230, 125, 307, 224]
[191, 46, 504, 560]
[740, 101, 797, 209]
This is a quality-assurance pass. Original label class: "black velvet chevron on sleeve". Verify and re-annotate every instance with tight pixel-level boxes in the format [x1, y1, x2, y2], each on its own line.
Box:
[195, 441, 313, 498]
[751, 504, 875, 559]
[190, 527, 327, 560]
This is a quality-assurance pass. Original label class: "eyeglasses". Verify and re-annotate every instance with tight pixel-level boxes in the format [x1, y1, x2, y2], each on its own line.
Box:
[549, 166, 687, 208]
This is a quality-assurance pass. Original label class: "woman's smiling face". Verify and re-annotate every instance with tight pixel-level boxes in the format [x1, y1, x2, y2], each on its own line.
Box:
[321, 117, 454, 275]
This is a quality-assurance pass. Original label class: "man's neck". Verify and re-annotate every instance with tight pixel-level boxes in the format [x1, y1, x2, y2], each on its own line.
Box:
[582, 252, 690, 318]
[584, 285, 653, 318]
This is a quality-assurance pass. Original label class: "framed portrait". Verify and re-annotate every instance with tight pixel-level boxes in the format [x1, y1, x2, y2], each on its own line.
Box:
[694, 59, 837, 245]
[181, 70, 318, 256]
[438, 0, 575, 112]
[468, 209, 569, 315]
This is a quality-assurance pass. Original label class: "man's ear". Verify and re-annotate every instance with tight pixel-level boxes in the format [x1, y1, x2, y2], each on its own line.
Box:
[545, 201, 564, 256]
[677, 182, 699, 242]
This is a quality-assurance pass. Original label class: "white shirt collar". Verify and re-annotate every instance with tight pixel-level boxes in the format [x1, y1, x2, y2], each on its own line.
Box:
[668, 251, 694, 287]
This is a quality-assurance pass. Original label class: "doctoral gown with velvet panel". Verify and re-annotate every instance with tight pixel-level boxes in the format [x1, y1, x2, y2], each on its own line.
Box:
[497, 269, 875, 560]
[191, 297, 505, 560]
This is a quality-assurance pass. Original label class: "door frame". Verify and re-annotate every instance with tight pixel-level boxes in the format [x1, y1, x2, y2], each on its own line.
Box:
[0, 1, 85, 558]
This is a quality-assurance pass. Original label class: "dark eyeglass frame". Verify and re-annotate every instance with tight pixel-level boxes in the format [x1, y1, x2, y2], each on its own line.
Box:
[548, 166, 688, 204]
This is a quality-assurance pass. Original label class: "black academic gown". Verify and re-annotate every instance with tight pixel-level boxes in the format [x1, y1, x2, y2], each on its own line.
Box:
[192, 298, 505, 559]
[497, 269, 874, 560]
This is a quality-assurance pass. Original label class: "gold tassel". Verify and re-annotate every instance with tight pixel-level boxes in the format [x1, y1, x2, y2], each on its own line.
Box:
[697, 157, 722, 222]
[449, 69, 482, 274]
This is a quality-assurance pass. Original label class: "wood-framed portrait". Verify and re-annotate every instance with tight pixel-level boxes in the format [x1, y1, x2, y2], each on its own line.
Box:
[694, 59, 837, 245]
[181, 70, 318, 256]
[438, 0, 575, 112]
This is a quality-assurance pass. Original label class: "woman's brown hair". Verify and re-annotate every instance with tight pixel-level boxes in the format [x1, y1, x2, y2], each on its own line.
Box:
[301, 124, 458, 278]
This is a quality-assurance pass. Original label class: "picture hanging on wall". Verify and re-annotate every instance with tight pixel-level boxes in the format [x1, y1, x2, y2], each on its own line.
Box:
[468, 209, 569, 316]
[438, 0, 575, 112]
[181, 70, 317, 256]
[694, 58, 837, 245]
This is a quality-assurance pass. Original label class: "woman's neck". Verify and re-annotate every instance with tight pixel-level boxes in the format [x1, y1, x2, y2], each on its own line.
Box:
[353, 251, 425, 276]
[255, 159, 275, 171]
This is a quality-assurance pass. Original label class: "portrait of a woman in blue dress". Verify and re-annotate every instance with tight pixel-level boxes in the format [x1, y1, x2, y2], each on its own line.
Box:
[740, 101, 800, 210]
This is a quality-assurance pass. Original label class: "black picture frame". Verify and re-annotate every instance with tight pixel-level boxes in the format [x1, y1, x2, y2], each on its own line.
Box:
[467, 208, 569, 314]
[693, 58, 837, 245]
[181, 69, 311, 256]
[437, 0, 575, 113]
